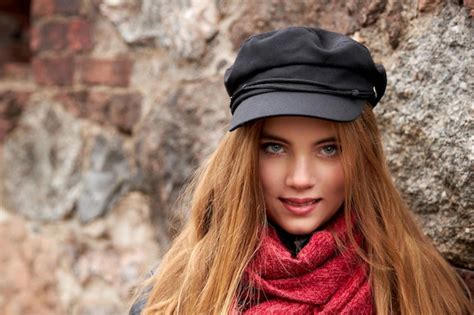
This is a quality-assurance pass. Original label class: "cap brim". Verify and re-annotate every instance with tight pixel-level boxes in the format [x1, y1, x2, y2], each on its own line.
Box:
[229, 91, 366, 131]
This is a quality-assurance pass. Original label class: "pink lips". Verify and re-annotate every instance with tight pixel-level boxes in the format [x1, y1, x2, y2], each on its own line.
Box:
[279, 197, 321, 216]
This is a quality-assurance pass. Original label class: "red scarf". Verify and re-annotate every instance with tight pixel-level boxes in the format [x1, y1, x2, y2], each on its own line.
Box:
[237, 210, 373, 314]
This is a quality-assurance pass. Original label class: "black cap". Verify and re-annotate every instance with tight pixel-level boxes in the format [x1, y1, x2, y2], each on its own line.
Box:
[224, 26, 387, 131]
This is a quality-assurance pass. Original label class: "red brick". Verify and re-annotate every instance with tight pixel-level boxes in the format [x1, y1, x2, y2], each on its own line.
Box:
[0, 90, 31, 141]
[55, 0, 81, 15]
[88, 91, 142, 134]
[31, 21, 68, 52]
[32, 56, 74, 86]
[0, 62, 31, 80]
[80, 58, 133, 87]
[55, 90, 142, 134]
[54, 89, 89, 117]
[31, 0, 55, 17]
[68, 18, 93, 52]
[84, 90, 110, 122]
[31, 0, 81, 17]
[30, 26, 40, 53]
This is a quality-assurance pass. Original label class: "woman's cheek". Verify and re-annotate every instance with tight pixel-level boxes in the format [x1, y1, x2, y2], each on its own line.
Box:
[320, 161, 345, 195]
[259, 158, 271, 191]
[259, 158, 284, 193]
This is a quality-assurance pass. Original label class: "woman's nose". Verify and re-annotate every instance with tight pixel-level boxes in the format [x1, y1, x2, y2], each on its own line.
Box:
[285, 157, 316, 190]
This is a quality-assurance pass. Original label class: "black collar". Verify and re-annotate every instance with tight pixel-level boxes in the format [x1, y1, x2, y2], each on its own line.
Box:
[269, 221, 312, 257]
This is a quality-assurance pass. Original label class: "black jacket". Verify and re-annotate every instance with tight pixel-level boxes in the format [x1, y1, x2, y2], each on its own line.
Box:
[129, 267, 155, 315]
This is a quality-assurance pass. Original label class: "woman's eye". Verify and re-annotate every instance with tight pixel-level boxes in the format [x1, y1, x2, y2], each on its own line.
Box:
[262, 143, 285, 154]
[320, 145, 338, 157]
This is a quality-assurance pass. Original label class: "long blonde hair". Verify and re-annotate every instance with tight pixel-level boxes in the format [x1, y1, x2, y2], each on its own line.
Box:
[133, 105, 472, 314]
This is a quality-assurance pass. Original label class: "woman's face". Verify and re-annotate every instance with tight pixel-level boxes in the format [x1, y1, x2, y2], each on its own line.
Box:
[259, 116, 345, 235]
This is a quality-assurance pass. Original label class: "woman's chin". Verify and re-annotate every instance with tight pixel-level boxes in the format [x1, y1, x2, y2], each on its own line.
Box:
[279, 223, 317, 236]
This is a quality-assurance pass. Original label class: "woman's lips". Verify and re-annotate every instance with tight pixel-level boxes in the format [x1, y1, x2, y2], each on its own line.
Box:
[279, 197, 321, 215]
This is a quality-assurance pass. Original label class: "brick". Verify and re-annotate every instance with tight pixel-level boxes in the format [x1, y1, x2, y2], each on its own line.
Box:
[54, 89, 89, 117]
[68, 18, 93, 52]
[31, 0, 55, 17]
[31, 0, 81, 17]
[30, 26, 40, 52]
[55, 90, 142, 134]
[0, 90, 31, 141]
[88, 91, 142, 134]
[31, 21, 68, 52]
[0, 62, 31, 80]
[82, 90, 110, 122]
[80, 58, 133, 87]
[32, 56, 74, 86]
[55, 0, 81, 15]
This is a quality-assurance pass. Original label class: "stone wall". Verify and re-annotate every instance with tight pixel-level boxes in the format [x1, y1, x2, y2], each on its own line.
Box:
[0, 0, 472, 314]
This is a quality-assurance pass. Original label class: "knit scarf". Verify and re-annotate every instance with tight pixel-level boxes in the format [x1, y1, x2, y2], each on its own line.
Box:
[237, 210, 373, 314]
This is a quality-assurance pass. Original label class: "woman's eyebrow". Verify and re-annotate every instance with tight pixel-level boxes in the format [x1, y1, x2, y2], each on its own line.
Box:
[260, 132, 337, 145]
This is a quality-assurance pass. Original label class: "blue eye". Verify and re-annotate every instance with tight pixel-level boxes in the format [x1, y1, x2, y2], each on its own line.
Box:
[320, 145, 338, 156]
[262, 143, 285, 154]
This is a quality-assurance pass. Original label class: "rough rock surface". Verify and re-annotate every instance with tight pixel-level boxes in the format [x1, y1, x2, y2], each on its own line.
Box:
[98, 0, 218, 60]
[377, 2, 474, 268]
[0, 90, 31, 141]
[135, 78, 229, 247]
[2, 100, 83, 221]
[77, 133, 132, 223]
[0, 192, 159, 315]
[0, 210, 62, 314]
[227, 0, 390, 48]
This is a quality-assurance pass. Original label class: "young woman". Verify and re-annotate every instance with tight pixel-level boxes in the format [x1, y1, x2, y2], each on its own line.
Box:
[130, 27, 472, 314]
